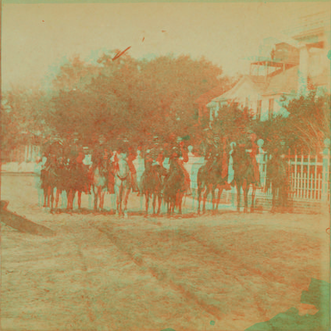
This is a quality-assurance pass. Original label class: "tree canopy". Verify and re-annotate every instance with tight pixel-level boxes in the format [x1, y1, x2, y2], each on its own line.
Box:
[2, 50, 329, 156]
[35, 52, 228, 147]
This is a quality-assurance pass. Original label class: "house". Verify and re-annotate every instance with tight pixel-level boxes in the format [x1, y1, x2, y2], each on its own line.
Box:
[204, 11, 330, 123]
[194, 83, 238, 125]
[207, 46, 300, 122]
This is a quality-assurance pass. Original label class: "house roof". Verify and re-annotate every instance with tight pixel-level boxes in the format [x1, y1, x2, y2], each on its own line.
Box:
[207, 66, 300, 107]
[194, 82, 237, 111]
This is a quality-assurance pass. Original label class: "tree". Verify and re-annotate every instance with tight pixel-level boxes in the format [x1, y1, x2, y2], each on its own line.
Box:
[45, 52, 229, 146]
[251, 91, 330, 153]
[213, 103, 253, 143]
[284, 91, 330, 152]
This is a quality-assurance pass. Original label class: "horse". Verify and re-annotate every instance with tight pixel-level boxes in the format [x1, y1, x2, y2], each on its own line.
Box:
[197, 152, 229, 214]
[71, 161, 89, 210]
[266, 151, 289, 212]
[114, 156, 131, 217]
[40, 155, 57, 210]
[141, 160, 168, 216]
[163, 157, 187, 215]
[231, 144, 257, 213]
[91, 158, 109, 211]
[54, 156, 68, 209]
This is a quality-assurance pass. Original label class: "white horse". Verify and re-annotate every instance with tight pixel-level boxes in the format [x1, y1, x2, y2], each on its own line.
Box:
[91, 159, 108, 211]
[114, 153, 131, 217]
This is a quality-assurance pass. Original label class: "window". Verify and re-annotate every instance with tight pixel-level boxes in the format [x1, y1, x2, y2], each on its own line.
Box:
[256, 100, 262, 120]
[268, 98, 274, 120]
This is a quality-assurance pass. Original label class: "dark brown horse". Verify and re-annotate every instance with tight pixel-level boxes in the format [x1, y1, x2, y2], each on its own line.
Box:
[141, 160, 168, 216]
[163, 157, 186, 215]
[231, 144, 257, 213]
[40, 155, 57, 210]
[197, 152, 230, 214]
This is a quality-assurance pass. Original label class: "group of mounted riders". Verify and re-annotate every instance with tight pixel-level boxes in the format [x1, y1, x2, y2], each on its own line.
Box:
[39, 133, 290, 216]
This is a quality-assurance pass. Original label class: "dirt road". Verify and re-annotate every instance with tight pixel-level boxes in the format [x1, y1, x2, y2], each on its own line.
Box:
[1, 175, 329, 330]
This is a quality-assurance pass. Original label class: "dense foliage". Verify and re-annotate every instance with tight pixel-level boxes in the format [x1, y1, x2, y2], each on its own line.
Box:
[1, 51, 329, 156]
[252, 91, 330, 153]
[2, 52, 229, 151]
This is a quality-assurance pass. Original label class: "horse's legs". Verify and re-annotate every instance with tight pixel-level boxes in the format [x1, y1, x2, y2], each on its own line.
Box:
[46, 186, 52, 207]
[145, 191, 149, 216]
[101, 192, 106, 210]
[70, 190, 73, 209]
[50, 188, 54, 210]
[65, 190, 69, 209]
[118, 185, 124, 216]
[152, 193, 157, 215]
[88, 188, 93, 210]
[216, 187, 223, 212]
[98, 186, 102, 209]
[243, 181, 248, 213]
[157, 193, 162, 215]
[77, 191, 82, 209]
[236, 182, 241, 212]
[43, 189, 47, 207]
[55, 189, 60, 208]
[251, 185, 256, 213]
[175, 191, 180, 214]
[280, 183, 288, 210]
[71, 190, 76, 210]
[178, 193, 183, 215]
[93, 186, 98, 211]
[139, 192, 144, 211]
[66, 190, 69, 209]
[203, 186, 210, 213]
[115, 185, 120, 216]
[211, 186, 216, 211]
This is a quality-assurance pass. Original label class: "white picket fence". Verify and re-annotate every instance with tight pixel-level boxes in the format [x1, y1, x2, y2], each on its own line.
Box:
[257, 139, 330, 203]
[184, 139, 330, 205]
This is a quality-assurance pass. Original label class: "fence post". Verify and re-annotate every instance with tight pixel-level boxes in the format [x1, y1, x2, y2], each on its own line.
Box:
[256, 139, 266, 188]
[321, 138, 330, 202]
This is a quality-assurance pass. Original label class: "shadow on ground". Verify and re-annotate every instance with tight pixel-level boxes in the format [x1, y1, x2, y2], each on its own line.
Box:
[1, 201, 56, 237]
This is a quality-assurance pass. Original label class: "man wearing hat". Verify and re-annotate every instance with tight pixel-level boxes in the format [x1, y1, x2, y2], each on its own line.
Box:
[149, 136, 164, 166]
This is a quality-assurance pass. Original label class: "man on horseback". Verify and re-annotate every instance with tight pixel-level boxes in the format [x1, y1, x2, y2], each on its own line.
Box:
[247, 133, 261, 188]
[230, 139, 258, 212]
[147, 136, 164, 166]
[175, 137, 190, 192]
[204, 134, 220, 172]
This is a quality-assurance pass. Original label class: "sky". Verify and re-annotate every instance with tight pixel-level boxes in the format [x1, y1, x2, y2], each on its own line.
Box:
[2, 1, 330, 91]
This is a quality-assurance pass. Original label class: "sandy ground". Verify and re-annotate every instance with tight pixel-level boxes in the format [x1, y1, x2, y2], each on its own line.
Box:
[1, 175, 329, 331]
